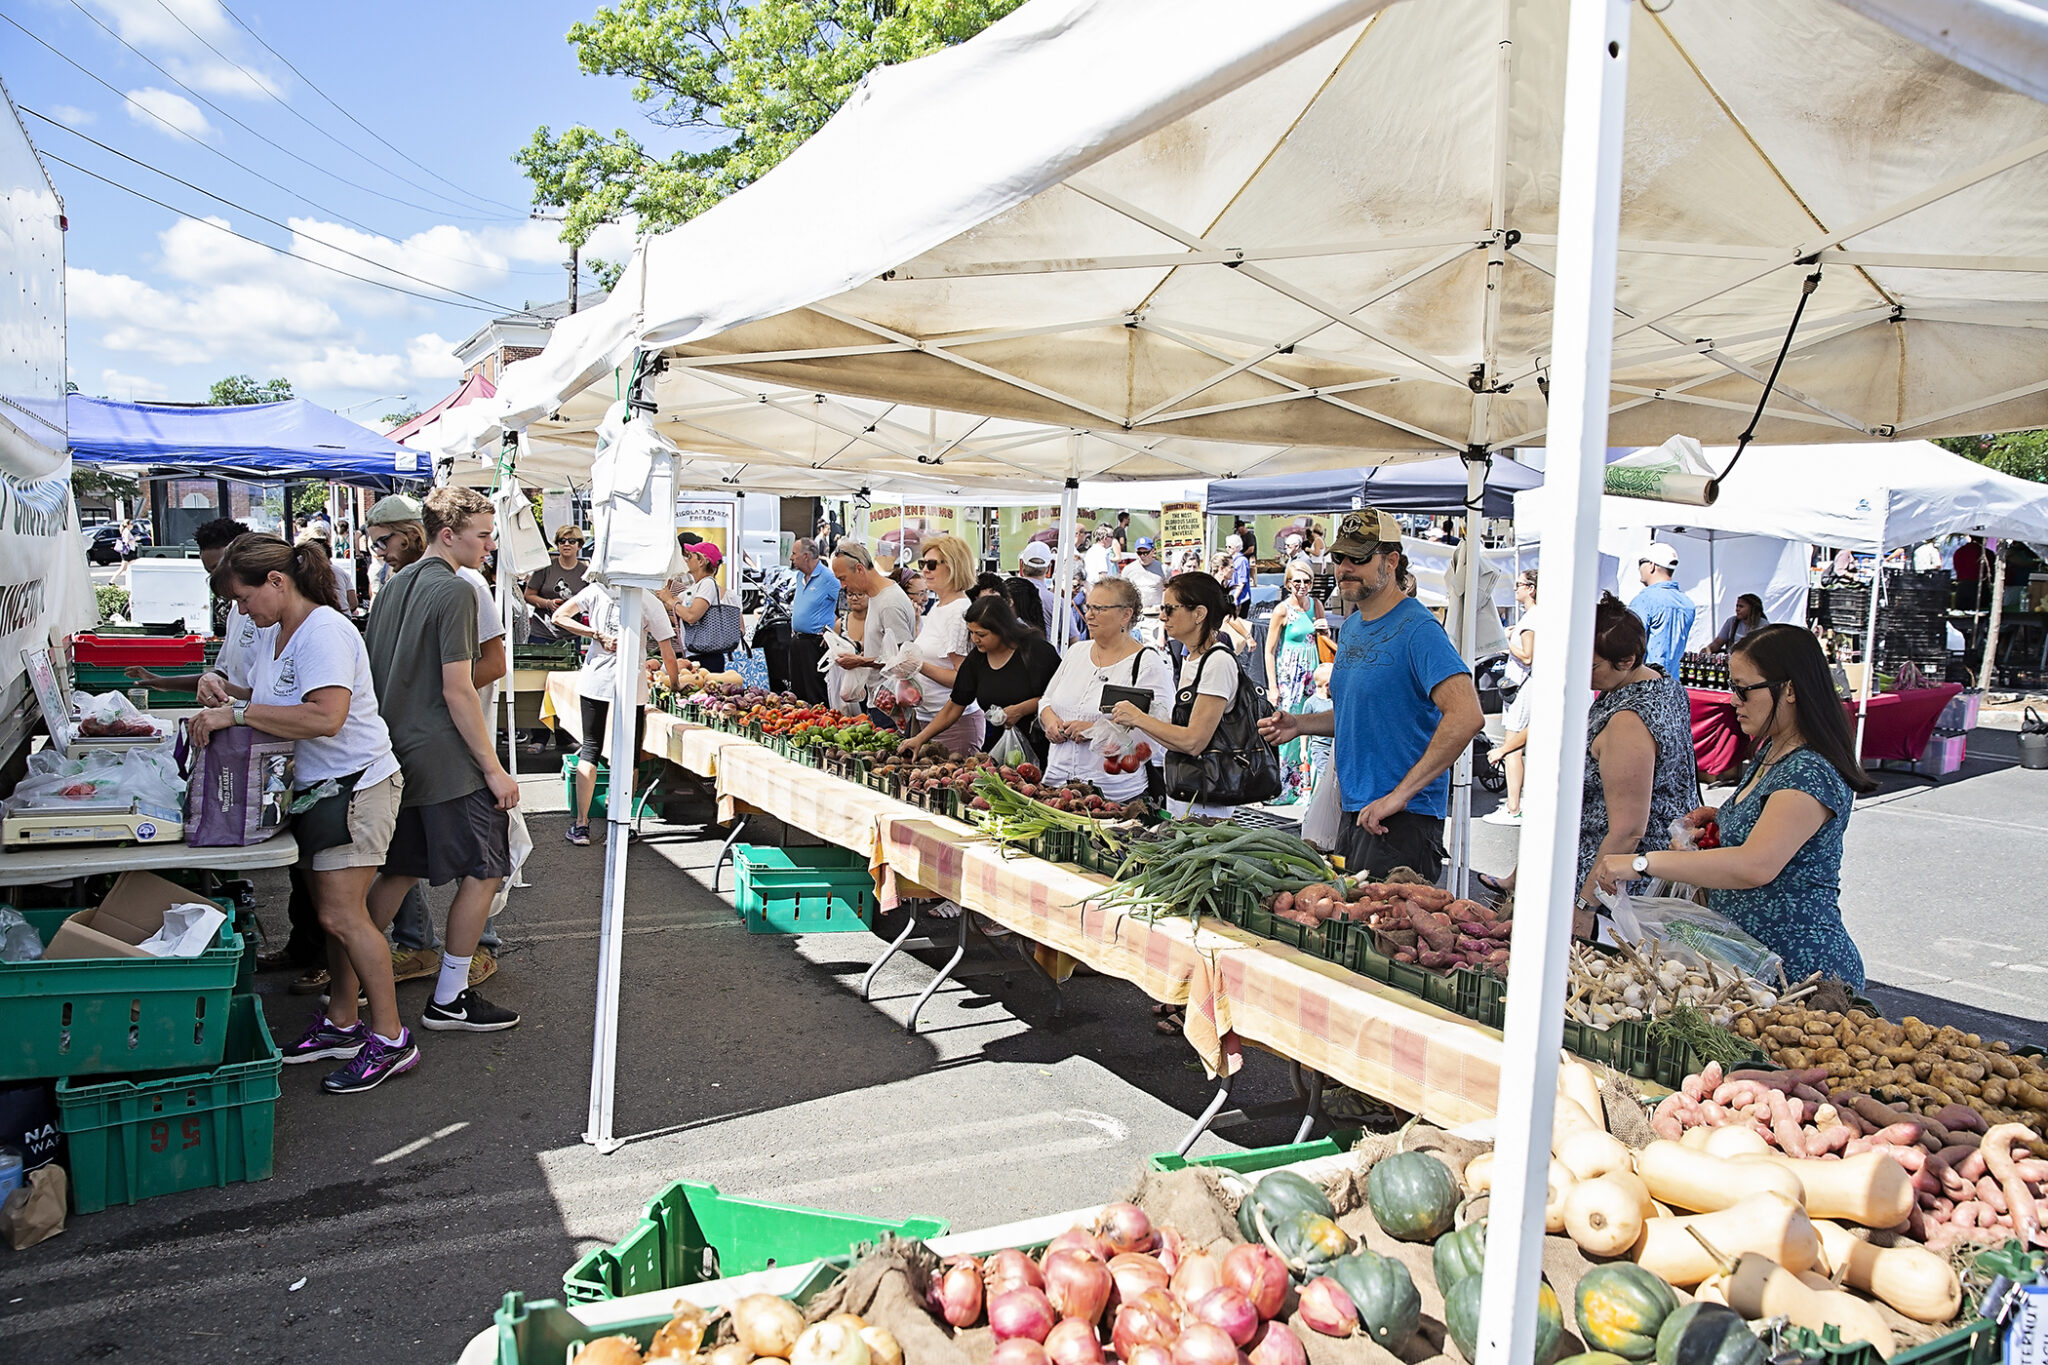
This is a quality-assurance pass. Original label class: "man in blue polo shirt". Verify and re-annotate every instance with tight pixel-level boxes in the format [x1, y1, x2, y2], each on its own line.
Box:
[1630, 542, 1697, 678]
[1259, 507, 1483, 880]
[787, 536, 841, 703]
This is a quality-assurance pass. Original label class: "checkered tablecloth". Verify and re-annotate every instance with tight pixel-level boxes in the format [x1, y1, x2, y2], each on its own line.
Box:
[575, 684, 1506, 1126]
[543, 672, 745, 774]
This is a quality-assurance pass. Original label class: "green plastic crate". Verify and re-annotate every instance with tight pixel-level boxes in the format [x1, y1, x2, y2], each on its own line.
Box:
[560, 1179, 946, 1304]
[506, 1261, 850, 1361]
[55, 992, 281, 1213]
[1148, 1130, 1362, 1174]
[1778, 1316, 1997, 1365]
[733, 846, 879, 934]
[560, 756, 662, 819]
[0, 905, 243, 1082]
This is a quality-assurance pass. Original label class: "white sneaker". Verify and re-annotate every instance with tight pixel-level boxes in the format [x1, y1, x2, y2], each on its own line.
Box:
[925, 898, 963, 920]
[1481, 808, 1523, 826]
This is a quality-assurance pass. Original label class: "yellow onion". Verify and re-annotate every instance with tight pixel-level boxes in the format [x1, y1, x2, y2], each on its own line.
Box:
[707, 1345, 756, 1365]
[732, 1294, 806, 1358]
[858, 1327, 903, 1365]
[1043, 1250, 1113, 1325]
[576, 1337, 647, 1365]
[791, 1320, 870, 1365]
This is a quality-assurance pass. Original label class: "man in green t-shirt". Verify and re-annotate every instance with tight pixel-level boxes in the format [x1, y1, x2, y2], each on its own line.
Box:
[346, 487, 525, 1040]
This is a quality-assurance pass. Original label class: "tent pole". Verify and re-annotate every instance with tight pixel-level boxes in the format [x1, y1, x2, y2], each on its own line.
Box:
[1854, 498, 1888, 763]
[1450, 453, 1487, 900]
[1057, 458, 1080, 650]
[585, 583, 642, 1156]
[1978, 548, 2008, 689]
[1477, 1, 1628, 1362]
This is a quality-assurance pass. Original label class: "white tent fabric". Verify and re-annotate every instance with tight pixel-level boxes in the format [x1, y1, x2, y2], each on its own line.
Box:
[448, 0, 2048, 462]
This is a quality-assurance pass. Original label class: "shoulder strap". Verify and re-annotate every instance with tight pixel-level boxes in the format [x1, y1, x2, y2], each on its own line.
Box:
[1128, 645, 1152, 683]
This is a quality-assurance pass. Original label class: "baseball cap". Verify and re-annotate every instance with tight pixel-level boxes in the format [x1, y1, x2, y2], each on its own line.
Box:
[686, 541, 723, 567]
[1135, 537, 1155, 551]
[1020, 542, 1053, 567]
[365, 493, 423, 526]
[1331, 507, 1404, 559]
[1640, 542, 1680, 570]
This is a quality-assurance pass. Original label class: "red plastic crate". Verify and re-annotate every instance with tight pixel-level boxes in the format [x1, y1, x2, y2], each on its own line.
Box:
[71, 634, 204, 666]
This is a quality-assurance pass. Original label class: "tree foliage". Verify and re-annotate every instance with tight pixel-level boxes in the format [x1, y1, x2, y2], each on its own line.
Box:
[209, 374, 295, 406]
[517, 0, 1024, 283]
[1935, 432, 2048, 486]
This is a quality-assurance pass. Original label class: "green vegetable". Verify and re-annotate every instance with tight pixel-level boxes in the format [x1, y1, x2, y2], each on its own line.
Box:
[1652, 1303, 1765, 1365]
[1432, 1217, 1488, 1294]
[1365, 1150, 1461, 1242]
[1444, 1274, 1564, 1365]
[1092, 820, 1341, 927]
[1235, 1170, 1335, 1244]
[1270, 1210, 1352, 1279]
[1328, 1251, 1420, 1351]
[1648, 1004, 1757, 1071]
[1574, 1264, 1679, 1360]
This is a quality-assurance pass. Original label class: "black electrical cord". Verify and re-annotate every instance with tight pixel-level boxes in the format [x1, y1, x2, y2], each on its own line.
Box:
[1715, 264, 1824, 488]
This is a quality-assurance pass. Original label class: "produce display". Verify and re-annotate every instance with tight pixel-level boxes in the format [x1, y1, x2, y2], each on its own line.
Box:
[1345, 883, 1512, 972]
[1102, 824, 1340, 926]
[1566, 941, 1782, 1032]
[958, 768, 1149, 827]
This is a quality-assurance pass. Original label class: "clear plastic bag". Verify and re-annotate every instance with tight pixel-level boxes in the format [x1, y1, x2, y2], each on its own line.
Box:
[70, 690, 164, 739]
[1599, 888, 1786, 986]
[988, 724, 1040, 772]
[1087, 721, 1152, 779]
[0, 907, 43, 963]
[4, 746, 185, 821]
[1301, 760, 1345, 852]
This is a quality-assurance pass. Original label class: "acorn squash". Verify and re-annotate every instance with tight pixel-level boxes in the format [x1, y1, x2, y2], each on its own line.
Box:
[1328, 1250, 1421, 1353]
[1236, 1169, 1336, 1245]
[1366, 1151, 1462, 1242]
[1652, 1303, 1766, 1365]
[1555, 1355, 1634, 1365]
[1574, 1264, 1679, 1361]
[1444, 1274, 1565, 1365]
[1432, 1217, 1488, 1294]
[1270, 1210, 1353, 1278]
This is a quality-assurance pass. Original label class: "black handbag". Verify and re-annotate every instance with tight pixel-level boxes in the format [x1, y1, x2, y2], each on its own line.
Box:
[1164, 644, 1281, 806]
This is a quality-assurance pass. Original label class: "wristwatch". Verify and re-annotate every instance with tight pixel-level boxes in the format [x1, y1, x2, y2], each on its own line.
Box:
[231, 701, 248, 727]
[1631, 854, 1651, 876]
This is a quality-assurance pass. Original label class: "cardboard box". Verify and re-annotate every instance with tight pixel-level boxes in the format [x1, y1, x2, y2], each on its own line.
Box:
[41, 871, 199, 960]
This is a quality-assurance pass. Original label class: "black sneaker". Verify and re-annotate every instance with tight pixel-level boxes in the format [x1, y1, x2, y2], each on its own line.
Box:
[321, 1029, 421, 1094]
[420, 988, 520, 1033]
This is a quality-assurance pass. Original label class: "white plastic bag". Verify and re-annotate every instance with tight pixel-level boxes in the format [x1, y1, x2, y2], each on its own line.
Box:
[1597, 887, 1785, 986]
[1301, 760, 1345, 852]
[136, 901, 227, 958]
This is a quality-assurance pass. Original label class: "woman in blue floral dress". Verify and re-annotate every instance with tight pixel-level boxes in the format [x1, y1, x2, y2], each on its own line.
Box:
[1260, 565, 1325, 804]
[1596, 624, 1878, 988]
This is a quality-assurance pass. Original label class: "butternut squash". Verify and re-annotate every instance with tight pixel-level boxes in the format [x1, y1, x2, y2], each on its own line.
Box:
[1463, 1150, 1494, 1195]
[1553, 1095, 1602, 1149]
[1560, 1058, 1605, 1133]
[1563, 1173, 1650, 1257]
[1546, 1159, 1575, 1234]
[1557, 1129, 1634, 1182]
[1680, 1123, 1716, 1150]
[1630, 1194, 1819, 1286]
[1635, 1142, 1806, 1214]
[1702, 1126, 1771, 1160]
[1732, 1151, 1913, 1228]
[1693, 1274, 1729, 1307]
[1811, 1221, 1961, 1324]
[1649, 1199, 1676, 1219]
[1725, 1254, 1896, 1359]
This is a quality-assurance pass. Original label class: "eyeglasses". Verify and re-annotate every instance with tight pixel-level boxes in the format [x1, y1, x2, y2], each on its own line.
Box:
[370, 534, 396, 552]
[1081, 602, 1130, 615]
[1729, 678, 1781, 700]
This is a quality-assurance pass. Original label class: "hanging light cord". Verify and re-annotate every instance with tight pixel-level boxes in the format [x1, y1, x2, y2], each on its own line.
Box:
[1716, 264, 1823, 487]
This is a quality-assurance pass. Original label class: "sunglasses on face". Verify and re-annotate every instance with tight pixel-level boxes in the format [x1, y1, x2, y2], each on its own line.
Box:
[371, 534, 396, 552]
[1330, 550, 1382, 567]
[920, 559, 941, 571]
[1729, 678, 1780, 700]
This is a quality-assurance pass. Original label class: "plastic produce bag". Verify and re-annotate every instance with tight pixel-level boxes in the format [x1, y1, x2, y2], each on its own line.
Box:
[1087, 720, 1150, 778]
[1301, 760, 1345, 852]
[987, 724, 1040, 772]
[819, 627, 874, 716]
[0, 908, 43, 963]
[71, 690, 164, 739]
[5, 746, 184, 822]
[135, 901, 227, 958]
[1599, 888, 1786, 986]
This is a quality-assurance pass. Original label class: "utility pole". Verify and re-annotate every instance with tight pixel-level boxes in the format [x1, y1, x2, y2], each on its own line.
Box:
[532, 208, 578, 314]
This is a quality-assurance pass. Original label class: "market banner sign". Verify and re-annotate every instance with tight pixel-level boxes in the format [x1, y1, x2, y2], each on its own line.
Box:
[869, 503, 962, 565]
[1160, 501, 1203, 550]
[675, 495, 739, 594]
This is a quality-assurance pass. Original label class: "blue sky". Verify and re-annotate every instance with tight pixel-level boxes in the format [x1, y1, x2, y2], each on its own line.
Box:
[6, 0, 668, 419]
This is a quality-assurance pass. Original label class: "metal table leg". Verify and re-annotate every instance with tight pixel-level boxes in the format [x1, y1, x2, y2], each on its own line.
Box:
[1177, 1073, 1235, 1157]
[905, 909, 970, 1035]
[861, 907, 920, 1001]
[711, 816, 749, 892]
[1295, 1071, 1325, 1144]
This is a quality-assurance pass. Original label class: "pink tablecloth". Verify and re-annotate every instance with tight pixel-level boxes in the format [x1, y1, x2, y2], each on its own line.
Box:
[1687, 683, 1963, 774]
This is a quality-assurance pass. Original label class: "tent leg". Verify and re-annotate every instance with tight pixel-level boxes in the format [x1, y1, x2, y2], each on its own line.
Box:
[863, 904, 920, 1001]
[1855, 503, 1887, 763]
[1450, 456, 1487, 898]
[584, 588, 643, 1155]
[1978, 551, 2008, 688]
[1056, 464, 1080, 651]
[1477, 2, 1629, 1363]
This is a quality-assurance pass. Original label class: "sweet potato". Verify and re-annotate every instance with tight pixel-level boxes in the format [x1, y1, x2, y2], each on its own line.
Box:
[1404, 898, 1457, 952]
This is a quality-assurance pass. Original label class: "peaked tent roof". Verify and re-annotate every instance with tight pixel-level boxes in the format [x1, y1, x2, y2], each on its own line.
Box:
[385, 372, 494, 447]
[67, 395, 425, 490]
[1205, 453, 1543, 518]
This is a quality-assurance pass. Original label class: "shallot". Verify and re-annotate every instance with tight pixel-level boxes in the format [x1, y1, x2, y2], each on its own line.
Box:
[1172, 1323, 1244, 1365]
[1044, 1251, 1114, 1325]
[992, 1341, 1052, 1365]
[990, 1286, 1059, 1343]
[1221, 1245, 1289, 1321]
[1112, 1289, 1183, 1358]
[939, 1263, 986, 1328]
[1245, 1321, 1308, 1365]
[1170, 1249, 1222, 1304]
[1045, 1318, 1107, 1365]
[1097, 1202, 1156, 1256]
[987, 1247, 1047, 1296]
[1296, 1278, 1358, 1337]
[1191, 1288, 1259, 1347]
[1107, 1253, 1171, 1310]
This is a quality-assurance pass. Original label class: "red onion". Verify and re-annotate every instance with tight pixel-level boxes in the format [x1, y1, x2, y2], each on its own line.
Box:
[939, 1261, 985, 1328]
[1044, 1317, 1107, 1365]
[1154, 1226, 1185, 1275]
[1111, 1288, 1183, 1359]
[1191, 1288, 1258, 1348]
[991, 1340, 1051, 1365]
[1245, 1321, 1307, 1365]
[1221, 1245, 1288, 1321]
[1044, 1250, 1113, 1325]
[1171, 1323, 1244, 1365]
[1043, 1229, 1113, 1265]
[1096, 1202, 1155, 1256]
[986, 1248, 1047, 1297]
[1170, 1249, 1221, 1304]
[990, 1286, 1058, 1343]
[1106, 1253, 1170, 1311]
[1127, 1346, 1174, 1365]
[1295, 1279, 1357, 1338]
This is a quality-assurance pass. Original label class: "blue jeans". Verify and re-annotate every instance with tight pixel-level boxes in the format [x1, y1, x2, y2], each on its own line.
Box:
[391, 884, 501, 952]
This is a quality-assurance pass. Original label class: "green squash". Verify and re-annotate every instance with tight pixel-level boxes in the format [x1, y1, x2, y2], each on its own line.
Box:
[1236, 1169, 1336, 1244]
[1365, 1150, 1461, 1242]
[1432, 1217, 1488, 1294]
[1574, 1264, 1679, 1361]
[1271, 1209, 1353, 1278]
[1444, 1274, 1565, 1365]
[1555, 1355, 1635, 1365]
[1652, 1304, 1766, 1365]
[1329, 1250, 1421, 1353]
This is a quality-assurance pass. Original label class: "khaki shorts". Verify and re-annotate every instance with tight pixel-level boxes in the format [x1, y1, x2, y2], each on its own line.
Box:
[310, 771, 403, 872]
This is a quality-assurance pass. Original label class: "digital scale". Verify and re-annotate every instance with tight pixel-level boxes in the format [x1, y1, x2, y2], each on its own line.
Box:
[2, 648, 185, 848]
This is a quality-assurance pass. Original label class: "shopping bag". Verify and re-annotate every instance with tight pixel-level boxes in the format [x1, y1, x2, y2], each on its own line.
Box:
[1301, 759, 1344, 851]
[182, 725, 294, 846]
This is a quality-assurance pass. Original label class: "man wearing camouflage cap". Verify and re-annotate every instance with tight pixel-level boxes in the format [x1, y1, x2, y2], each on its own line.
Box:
[1259, 507, 1483, 881]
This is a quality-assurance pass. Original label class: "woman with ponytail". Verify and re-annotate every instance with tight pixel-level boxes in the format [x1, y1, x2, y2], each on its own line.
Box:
[194, 534, 417, 1093]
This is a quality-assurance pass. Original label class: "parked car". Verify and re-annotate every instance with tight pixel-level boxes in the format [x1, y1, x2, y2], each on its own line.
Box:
[86, 525, 125, 565]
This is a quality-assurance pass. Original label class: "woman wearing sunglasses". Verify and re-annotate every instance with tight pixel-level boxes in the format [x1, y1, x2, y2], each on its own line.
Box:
[896, 535, 985, 753]
[1038, 577, 1174, 801]
[1597, 623, 1876, 987]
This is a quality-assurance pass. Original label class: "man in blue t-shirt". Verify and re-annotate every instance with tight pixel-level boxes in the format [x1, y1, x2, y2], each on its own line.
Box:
[787, 537, 843, 704]
[1259, 506, 1483, 880]
[1630, 542, 1697, 679]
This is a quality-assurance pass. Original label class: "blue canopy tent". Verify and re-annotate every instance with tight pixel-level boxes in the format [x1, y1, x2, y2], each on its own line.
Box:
[1203, 453, 1543, 519]
[67, 395, 424, 490]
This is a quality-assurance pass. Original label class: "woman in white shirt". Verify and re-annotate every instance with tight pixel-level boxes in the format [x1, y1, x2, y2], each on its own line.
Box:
[554, 581, 682, 846]
[1038, 576, 1173, 801]
[667, 542, 743, 673]
[900, 535, 985, 754]
[191, 535, 414, 1092]
[1112, 572, 1241, 819]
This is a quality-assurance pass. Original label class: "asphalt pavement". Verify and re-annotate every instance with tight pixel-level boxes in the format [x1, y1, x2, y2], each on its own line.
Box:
[0, 729, 2040, 1363]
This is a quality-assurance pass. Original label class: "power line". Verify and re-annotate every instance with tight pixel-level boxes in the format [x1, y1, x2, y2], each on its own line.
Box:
[38, 149, 518, 315]
[0, 11, 556, 278]
[24, 107, 535, 314]
[58, 0, 508, 224]
[214, 0, 526, 216]
[145, 0, 512, 220]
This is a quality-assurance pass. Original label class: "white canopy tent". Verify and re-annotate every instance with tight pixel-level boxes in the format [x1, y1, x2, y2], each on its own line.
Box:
[441, 2, 2048, 1358]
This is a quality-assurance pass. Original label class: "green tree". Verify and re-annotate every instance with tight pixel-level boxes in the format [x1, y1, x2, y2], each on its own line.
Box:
[209, 374, 295, 406]
[383, 408, 423, 427]
[1936, 432, 2048, 485]
[518, 0, 1024, 283]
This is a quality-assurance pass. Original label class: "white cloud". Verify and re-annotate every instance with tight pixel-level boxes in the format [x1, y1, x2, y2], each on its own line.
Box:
[87, 0, 285, 101]
[289, 346, 410, 394]
[124, 87, 213, 140]
[98, 368, 169, 400]
[49, 105, 96, 126]
[407, 334, 464, 381]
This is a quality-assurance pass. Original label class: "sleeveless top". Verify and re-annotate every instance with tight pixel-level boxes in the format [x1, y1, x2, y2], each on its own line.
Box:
[1578, 672, 1701, 893]
[1708, 743, 1864, 989]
